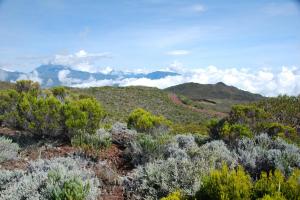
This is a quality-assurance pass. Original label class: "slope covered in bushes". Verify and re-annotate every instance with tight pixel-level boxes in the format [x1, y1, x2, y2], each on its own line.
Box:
[0, 80, 299, 200]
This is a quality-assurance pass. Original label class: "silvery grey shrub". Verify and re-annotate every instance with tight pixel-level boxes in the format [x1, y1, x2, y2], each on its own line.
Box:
[0, 157, 100, 200]
[111, 122, 137, 147]
[235, 133, 300, 177]
[0, 136, 19, 163]
[125, 135, 238, 199]
[125, 157, 207, 200]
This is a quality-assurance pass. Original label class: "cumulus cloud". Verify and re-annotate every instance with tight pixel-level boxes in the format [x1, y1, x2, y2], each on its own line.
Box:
[52, 50, 111, 72]
[17, 70, 42, 84]
[58, 69, 83, 85]
[70, 65, 300, 97]
[166, 50, 190, 56]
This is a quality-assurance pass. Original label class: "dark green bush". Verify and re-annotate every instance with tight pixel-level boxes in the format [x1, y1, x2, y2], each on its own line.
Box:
[63, 98, 105, 138]
[0, 81, 105, 142]
[15, 80, 40, 95]
[51, 86, 67, 101]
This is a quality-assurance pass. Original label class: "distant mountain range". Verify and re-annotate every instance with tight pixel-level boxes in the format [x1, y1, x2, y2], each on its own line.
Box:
[0, 64, 179, 87]
[165, 82, 264, 102]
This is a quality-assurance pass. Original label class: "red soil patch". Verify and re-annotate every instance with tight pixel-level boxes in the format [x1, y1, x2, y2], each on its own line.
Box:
[168, 93, 227, 118]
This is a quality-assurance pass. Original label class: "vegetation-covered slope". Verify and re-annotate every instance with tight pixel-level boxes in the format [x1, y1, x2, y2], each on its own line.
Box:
[165, 82, 264, 113]
[0, 80, 300, 200]
[165, 82, 264, 101]
[71, 86, 219, 124]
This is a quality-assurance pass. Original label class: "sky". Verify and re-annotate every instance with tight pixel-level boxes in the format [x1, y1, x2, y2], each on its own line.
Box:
[0, 0, 300, 96]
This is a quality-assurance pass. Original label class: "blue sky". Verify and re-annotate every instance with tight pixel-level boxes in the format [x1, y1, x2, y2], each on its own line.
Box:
[0, 0, 299, 73]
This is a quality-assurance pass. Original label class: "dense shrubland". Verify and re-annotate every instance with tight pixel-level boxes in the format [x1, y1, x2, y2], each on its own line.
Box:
[0, 81, 299, 200]
[0, 80, 105, 146]
[208, 104, 299, 145]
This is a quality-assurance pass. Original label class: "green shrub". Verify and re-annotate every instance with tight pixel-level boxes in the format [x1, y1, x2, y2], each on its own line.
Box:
[63, 98, 105, 138]
[71, 129, 112, 150]
[196, 164, 252, 200]
[254, 169, 300, 200]
[161, 191, 184, 200]
[15, 80, 40, 95]
[127, 108, 172, 132]
[51, 86, 67, 101]
[48, 173, 90, 200]
[253, 170, 285, 199]
[0, 89, 19, 126]
[281, 169, 300, 200]
[220, 122, 253, 141]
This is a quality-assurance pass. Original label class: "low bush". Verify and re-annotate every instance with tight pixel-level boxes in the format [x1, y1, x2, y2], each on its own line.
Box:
[124, 132, 172, 166]
[126, 157, 206, 199]
[196, 165, 252, 200]
[235, 134, 300, 177]
[253, 169, 300, 200]
[127, 108, 172, 133]
[161, 191, 185, 200]
[0, 157, 100, 200]
[0, 136, 19, 163]
[71, 128, 112, 150]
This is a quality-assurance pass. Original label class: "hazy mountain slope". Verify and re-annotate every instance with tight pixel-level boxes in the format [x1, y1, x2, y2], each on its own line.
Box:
[0, 64, 180, 87]
[165, 82, 264, 101]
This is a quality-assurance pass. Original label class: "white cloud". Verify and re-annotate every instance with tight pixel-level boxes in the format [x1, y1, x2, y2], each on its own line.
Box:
[70, 65, 300, 97]
[17, 70, 42, 84]
[52, 50, 111, 72]
[58, 69, 82, 85]
[166, 50, 190, 56]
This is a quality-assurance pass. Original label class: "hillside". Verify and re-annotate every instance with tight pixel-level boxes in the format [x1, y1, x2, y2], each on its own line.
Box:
[71, 86, 222, 124]
[0, 81, 15, 90]
[165, 82, 263, 101]
[165, 82, 264, 113]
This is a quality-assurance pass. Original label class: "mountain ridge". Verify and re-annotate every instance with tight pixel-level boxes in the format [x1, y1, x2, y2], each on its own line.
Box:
[0, 64, 179, 87]
[165, 82, 264, 102]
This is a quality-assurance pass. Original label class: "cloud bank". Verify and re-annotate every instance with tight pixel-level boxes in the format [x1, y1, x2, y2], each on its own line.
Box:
[52, 50, 111, 72]
[66, 65, 300, 97]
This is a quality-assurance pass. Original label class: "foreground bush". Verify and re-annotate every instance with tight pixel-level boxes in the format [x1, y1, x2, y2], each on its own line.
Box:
[125, 135, 237, 199]
[235, 134, 300, 177]
[126, 157, 205, 199]
[127, 108, 171, 132]
[161, 191, 185, 200]
[196, 165, 252, 200]
[0, 157, 100, 200]
[0, 82, 105, 141]
[0, 136, 19, 163]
